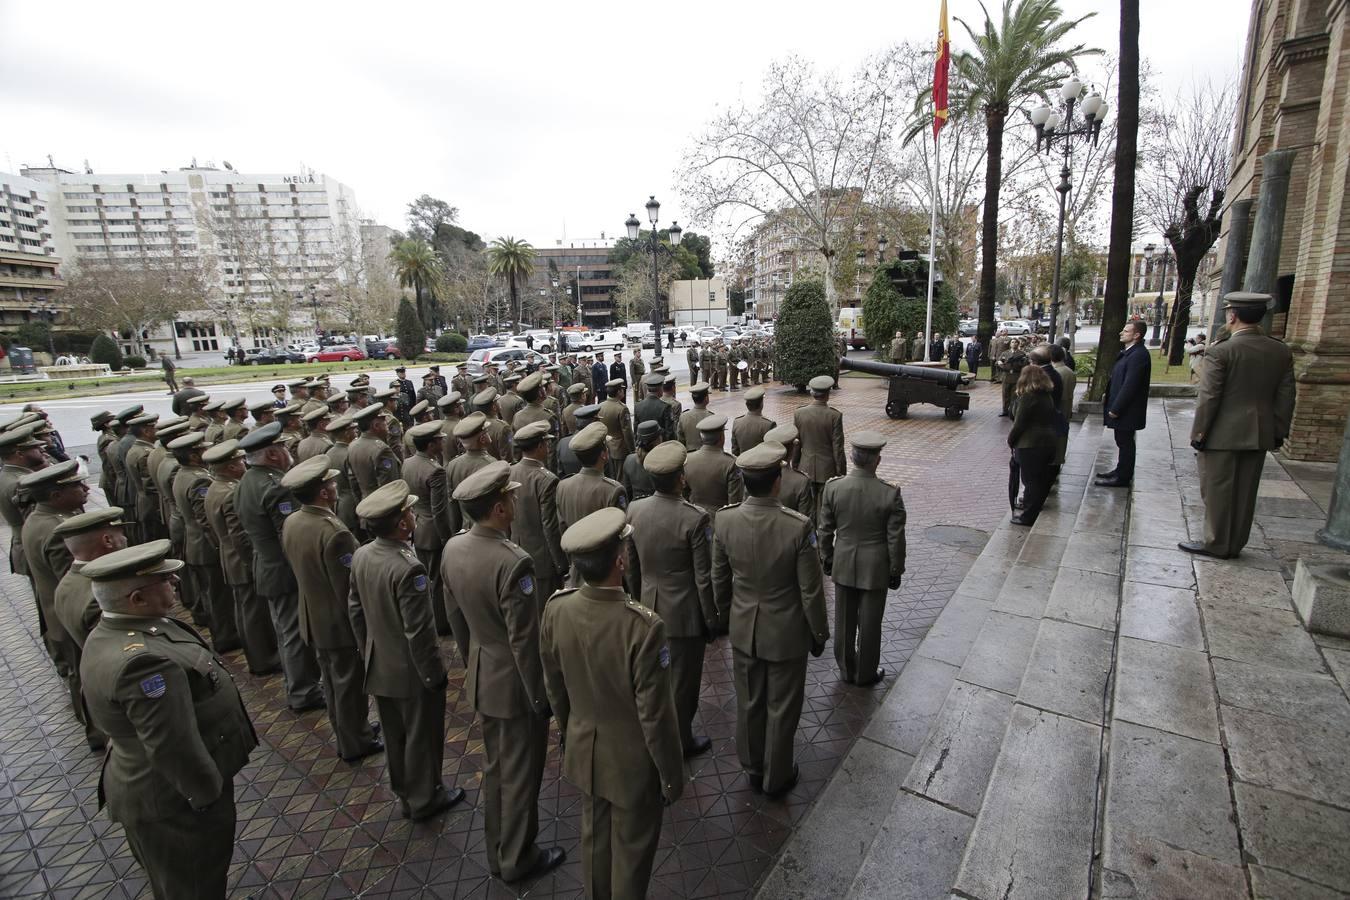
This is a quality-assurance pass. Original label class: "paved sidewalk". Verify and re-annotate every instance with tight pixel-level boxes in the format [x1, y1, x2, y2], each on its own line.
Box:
[0, 375, 1017, 899]
[760, 397, 1350, 899]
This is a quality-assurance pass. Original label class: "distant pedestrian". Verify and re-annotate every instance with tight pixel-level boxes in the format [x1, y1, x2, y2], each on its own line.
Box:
[965, 336, 983, 375]
[160, 354, 178, 394]
[667, 330, 676, 351]
[525, 333, 534, 350]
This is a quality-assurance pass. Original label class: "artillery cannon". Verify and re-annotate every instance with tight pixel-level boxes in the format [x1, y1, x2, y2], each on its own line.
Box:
[840, 356, 972, 419]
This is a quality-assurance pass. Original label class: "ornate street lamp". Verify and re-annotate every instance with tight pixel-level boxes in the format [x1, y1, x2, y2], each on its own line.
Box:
[878, 235, 889, 262]
[1030, 74, 1109, 342]
[624, 196, 682, 332]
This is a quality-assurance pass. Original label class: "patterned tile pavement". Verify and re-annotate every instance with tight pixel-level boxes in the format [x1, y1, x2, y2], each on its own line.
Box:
[0, 372, 1022, 899]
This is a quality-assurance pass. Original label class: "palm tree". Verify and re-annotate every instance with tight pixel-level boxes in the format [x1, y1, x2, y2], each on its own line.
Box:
[952, 0, 1098, 351]
[389, 238, 444, 330]
[486, 237, 536, 333]
[1059, 248, 1095, 338]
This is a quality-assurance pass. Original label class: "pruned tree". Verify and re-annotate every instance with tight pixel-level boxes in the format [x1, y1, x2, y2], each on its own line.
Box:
[59, 255, 200, 356]
[1139, 78, 1235, 364]
[679, 52, 903, 307]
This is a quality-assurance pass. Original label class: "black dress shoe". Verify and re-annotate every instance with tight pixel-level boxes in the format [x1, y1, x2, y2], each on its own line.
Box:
[290, 698, 326, 714]
[684, 735, 713, 758]
[747, 773, 764, 793]
[370, 721, 382, 739]
[1094, 478, 1130, 488]
[765, 764, 800, 799]
[1096, 470, 1118, 479]
[1009, 515, 1033, 526]
[512, 847, 566, 882]
[1013, 498, 1025, 510]
[249, 665, 283, 677]
[855, 669, 886, 687]
[1177, 541, 1227, 559]
[410, 786, 466, 821]
[341, 739, 385, 763]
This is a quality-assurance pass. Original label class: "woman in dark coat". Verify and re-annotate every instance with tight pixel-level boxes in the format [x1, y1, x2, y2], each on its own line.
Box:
[1007, 364, 1061, 525]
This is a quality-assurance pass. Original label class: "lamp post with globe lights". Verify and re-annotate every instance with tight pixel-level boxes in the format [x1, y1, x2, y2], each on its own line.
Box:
[1030, 75, 1108, 342]
[625, 196, 682, 333]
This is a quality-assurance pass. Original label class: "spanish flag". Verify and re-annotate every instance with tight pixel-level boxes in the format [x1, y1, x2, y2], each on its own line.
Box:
[933, 0, 950, 138]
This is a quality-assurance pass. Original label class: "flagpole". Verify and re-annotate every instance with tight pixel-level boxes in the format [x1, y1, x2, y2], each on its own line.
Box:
[924, 130, 939, 362]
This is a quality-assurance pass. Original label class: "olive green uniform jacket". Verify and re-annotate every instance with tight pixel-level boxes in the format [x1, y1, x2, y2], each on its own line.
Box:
[818, 470, 906, 589]
[348, 537, 445, 697]
[731, 412, 776, 456]
[347, 434, 402, 503]
[792, 402, 846, 482]
[283, 505, 361, 650]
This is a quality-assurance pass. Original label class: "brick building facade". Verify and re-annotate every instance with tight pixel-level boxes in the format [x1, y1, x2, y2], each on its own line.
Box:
[1217, 0, 1349, 461]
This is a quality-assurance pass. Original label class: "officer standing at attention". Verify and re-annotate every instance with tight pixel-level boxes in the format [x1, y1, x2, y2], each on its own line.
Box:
[731, 386, 775, 455]
[634, 374, 674, 442]
[678, 383, 714, 450]
[539, 508, 685, 900]
[445, 412, 497, 534]
[764, 425, 816, 521]
[792, 375, 847, 508]
[1, 426, 46, 604]
[110, 406, 144, 532]
[442, 461, 565, 882]
[438, 392, 466, 463]
[203, 440, 280, 676]
[349, 480, 465, 821]
[1181, 292, 1296, 560]
[280, 456, 383, 762]
[79, 540, 258, 900]
[347, 405, 402, 502]
[402, 420, 455, 636]
[235, 423, 325, 712]
[687, 341, 701, 385]
[324, 416, 363, 539]
[560, 383, 587, 436]
[818, 431, 906, 687]
[625, 440, 718, 757]
[622, 421, 662, 502]
[712, 442, 829, 797]
[53, 506, 128, 753]
[508, 422, 568, 613]
[555, 422, 627, 583]
[92, 411, 118, 499]
[170, 433, 241, 652]
[557, 403, 603, 478]
[597, 378, 635, 478]
[684, 415, 744, 526]
[124, 414, 163, 543]
[295, 408, 334, 462]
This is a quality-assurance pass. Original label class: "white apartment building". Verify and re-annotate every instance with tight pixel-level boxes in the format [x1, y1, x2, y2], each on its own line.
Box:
[12, 162, 371, 357]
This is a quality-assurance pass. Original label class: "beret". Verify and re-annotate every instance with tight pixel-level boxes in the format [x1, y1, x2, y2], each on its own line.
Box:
[203, 439, 244, 464]
[355, 479, 417, 520]
[697, 414, 728, 432]
[570, 421, 609, 452]
[643, 440, 687, 475]
[560, 507, 630, 555]
[736, 440, 786, 471]
[808, 375, 836, 391]
[280, 455, 339, 489]
[80, 539, 183, 582]
[452, 459, 521, 502]
[453, 411, 488, 439]
[53, 506, 125, 537]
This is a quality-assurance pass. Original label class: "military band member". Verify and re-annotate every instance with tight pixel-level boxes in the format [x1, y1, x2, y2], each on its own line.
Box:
[561, 382, 588, 436]
[403, 421, 454, 636]
[235, 423, 324, 711]
[442, 461, 565, 882]
[678, 382, 714, 450]
[279, 456, 383, 761]
[347, 404, 402, 503]
[53, 506, 128, 752]
[685, 415, 744, 525]
[171, 433, 241, 652]
[731, 386, 775, 455]
[437, 392, 466, 465]
[204, 440, 281, 675]
[713, 442, 829, 796]
[349, 481, 465, 821]
[625, 441, 717, 756]
[446, 412, 496, 535]
[296, 408, 335, 462]
[555, 422, 627, 583]
[622, 421, 662, 502]
[763, 425, 815, 521]
[540, 508, 685, 899]
[597, 379, 634, 477]
[793, 375, 847, 506]
[818, 431, 906, 686]
[508, 421, 567, 613]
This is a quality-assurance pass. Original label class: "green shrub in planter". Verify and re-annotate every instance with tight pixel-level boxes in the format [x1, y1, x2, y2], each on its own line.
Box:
[90, 334, 123, 370]
[436, 332, 467, 353]
[773, 278, 838, 389]
[124, 355, 147, 369]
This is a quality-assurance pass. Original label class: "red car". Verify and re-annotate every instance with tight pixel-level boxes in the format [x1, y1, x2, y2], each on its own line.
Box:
[306, 344, 366, 363]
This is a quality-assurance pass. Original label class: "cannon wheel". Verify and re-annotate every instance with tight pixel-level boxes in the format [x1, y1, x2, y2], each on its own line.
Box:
[944, 407, 964, 420]
[886, 401, 909, 419]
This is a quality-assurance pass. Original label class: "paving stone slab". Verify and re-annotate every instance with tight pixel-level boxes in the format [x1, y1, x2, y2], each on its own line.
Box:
[1212, 657, 1350, 726]
[1127, 519, 1193, 552]
[1074, 493, 1130, 536]
[953, 706, 1100, 900]
[991, 563, 1057, 619]
[1195, 559, 1292, 611]
[1016, 534, 1068, 569]
[1029, 510, 1077, 538]
[960, 557, 1016, 602]
[916, 593, 993, 668]
[1224, 706, 1350, 808]
[1201, 601, 1326, 674]
[1249, 865, 1350, 900]
[1061, 531, 1124, 576]
[753, 739, 914, 900]
[1044, 566, 1120, 632]
[1114, 636, 1219, 744]
[1123, 546, 1198, 590]
[1235, 782, 1350, 892]
[902, 681, 1013, 815]
[1255, 496, 1326, 519]
[1017, 619, 1114, 725]
[1119, 581, 1205, 651]
[1323, 646, 1350, 694]
[957, 611, 1042, 696]
[863, 656, 960, 755]
[845, 791, 973, 900]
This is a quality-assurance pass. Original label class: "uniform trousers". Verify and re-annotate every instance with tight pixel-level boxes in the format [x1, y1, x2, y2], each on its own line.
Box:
[1198, 449, 1265, 557]
[376, 686, 447, 818]
[415, 546, 452, 635]
[732, 649, 807, 794]
[232, 581, 280, 674]
[668, 635, 707, 753]
[689, 364, 699, 385]
[188, 562, 241, 652]
[833, 584, 886, 684]
[121, 782, 236, 900]
[316, 647, 377, 759]
[481, 712, 549, 880]
[1001, 378, 1016, 415]
[730, 365, 740, 390]
[264, 592, 323, 709]
[55, 634, 104, 749]
[581, 787, 664, 900]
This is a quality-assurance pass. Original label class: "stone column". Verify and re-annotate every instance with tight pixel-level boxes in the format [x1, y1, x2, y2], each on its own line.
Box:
[1211, 199, 1253, 338]
[1242, 149, 1296, 333]
[1317, 410, 1350, 552]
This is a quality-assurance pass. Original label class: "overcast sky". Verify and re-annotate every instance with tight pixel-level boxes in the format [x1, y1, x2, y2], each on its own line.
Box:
[2, 0, 1248, 251]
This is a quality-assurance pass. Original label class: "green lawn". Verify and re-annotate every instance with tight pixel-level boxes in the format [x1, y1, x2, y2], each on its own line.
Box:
[0, 355, 465, 404]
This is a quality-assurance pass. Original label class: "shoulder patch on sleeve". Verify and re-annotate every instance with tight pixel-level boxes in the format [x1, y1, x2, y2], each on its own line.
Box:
[658, 644, 671, 668]
[413, 573, 428, 592]
[519, 574, 535, 595]
[339, 552, 353, 568]
[195, 485, 209, 498]
[277, 500, 294, 515]
[808, 530, 818, 548]
[139, 673, 166, 698]
[380, 457, 393, 470]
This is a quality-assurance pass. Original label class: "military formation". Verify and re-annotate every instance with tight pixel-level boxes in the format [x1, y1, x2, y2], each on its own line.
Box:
[0, 348, 912, 900]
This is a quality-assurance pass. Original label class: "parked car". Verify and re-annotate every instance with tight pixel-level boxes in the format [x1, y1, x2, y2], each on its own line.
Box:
[505, 329, 556, 353]
[306, 344, 367, 363]
[687, 327, 723, 347]
[364, 339, 400, 360]
[466, 346, 549, 375]
[1000, 319, 1032, 335]
[243, 346, 305, 365]
[721, 328, 743, 343]
[466, 334, 502, 352]
[958, 319, 978, 337]
[567, 330, 625, 352]
[492, 331, 514, 343]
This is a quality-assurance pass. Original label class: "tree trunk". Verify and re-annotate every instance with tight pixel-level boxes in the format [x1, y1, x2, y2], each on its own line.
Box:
[976, 106, 1007, 350]
[1090, 0, 1140, 401]
[1164, 256, 1200, 365]
[510, 275, 521, 333]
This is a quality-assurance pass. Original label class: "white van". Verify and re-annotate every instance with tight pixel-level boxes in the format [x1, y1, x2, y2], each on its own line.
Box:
[838, 307, 868, 349]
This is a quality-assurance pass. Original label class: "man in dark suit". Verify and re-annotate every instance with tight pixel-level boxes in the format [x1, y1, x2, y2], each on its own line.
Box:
[609, 351, 628, 399]
[1096, 320, 1152, 488]
[591, 353, 608, 393]
[170, 378, 206, 416]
